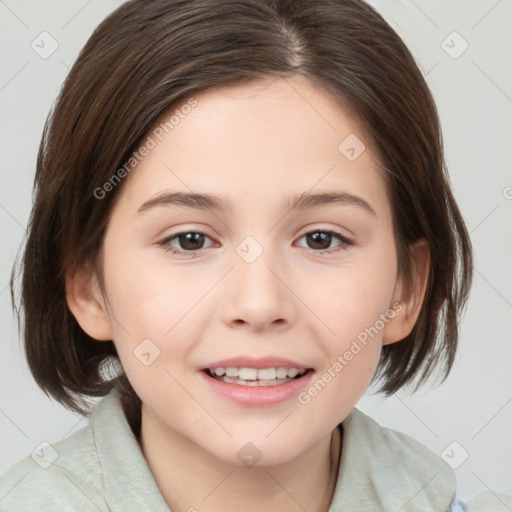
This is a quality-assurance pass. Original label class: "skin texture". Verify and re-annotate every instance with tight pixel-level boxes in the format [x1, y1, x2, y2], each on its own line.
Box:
[66, 75, 429, 511]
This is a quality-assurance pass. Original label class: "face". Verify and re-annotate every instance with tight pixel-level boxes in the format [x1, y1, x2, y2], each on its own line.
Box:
[89, 75, 407, 466]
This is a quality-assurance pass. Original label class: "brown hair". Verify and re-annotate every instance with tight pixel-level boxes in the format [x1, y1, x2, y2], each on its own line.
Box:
[11, 0, 472, 436]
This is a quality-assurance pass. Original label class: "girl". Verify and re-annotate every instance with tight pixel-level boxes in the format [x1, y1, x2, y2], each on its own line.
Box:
[1, 0, 510, 510]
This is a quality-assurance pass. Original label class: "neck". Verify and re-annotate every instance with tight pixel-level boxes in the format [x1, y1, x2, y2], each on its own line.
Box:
[138, 406, 342, 512]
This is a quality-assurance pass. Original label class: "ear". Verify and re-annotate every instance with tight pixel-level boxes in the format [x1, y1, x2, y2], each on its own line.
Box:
[65, 264, 113, 341]
[382, 239, 430, 346]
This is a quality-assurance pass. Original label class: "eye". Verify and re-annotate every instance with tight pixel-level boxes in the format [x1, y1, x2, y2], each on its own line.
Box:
[158, 228, 354, 258]
[295, 229, 354, 254]
[159, 231, 214, 257]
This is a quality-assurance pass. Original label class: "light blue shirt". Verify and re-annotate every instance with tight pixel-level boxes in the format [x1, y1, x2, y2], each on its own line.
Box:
[1, 386, 510, 511]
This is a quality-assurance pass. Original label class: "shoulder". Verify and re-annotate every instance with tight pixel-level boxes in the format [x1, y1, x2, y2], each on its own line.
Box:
[450, 491, 512, 511]
[344, 407, 457, 481]
[0, 387, 169, 512]
[338, 409, 512, 511]
[0, 403, 108, 512]
[331, 407, 458, 510]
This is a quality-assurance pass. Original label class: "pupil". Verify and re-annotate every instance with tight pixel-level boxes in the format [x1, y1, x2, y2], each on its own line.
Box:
[308, 232, 330, 249]
[180, 233, 204, 250]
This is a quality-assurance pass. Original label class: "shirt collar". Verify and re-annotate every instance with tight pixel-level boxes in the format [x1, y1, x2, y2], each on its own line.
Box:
[90, 386, 455, 511]
[90, 386, 171, 511]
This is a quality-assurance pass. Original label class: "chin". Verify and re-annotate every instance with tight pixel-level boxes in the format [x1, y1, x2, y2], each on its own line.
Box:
[205, 432, 314, 469]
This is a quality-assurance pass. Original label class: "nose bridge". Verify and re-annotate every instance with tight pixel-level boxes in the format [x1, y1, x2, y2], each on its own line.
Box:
[221, 232, 295, 330]
[235, 232, 282, 301]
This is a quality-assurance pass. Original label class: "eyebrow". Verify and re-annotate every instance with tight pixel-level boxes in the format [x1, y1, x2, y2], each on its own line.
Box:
[136, 190, 377, 217]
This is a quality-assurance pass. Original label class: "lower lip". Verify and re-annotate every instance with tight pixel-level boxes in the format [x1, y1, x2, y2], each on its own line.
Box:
[199, 370, 314, 407]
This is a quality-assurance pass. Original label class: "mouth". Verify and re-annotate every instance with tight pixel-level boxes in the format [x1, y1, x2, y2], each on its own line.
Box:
[203, 366, 314, 387]
[199, 357, 315, 406]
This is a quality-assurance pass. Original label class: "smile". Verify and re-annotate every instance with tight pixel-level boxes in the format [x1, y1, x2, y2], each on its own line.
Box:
[200, 363, 314, 406]
[206, 367, 307, 386]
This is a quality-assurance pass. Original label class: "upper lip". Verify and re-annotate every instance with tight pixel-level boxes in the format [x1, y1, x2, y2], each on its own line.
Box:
[201, 356, 312, 370]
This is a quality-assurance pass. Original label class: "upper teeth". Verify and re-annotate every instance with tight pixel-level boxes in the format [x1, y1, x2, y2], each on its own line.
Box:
[211, 367, 305, 380]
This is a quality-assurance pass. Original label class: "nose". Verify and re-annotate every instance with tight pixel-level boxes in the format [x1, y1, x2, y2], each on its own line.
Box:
[220, 243, 296, 332]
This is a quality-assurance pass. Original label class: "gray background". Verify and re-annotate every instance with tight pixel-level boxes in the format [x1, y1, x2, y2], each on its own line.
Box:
[1, 0, 511, 503]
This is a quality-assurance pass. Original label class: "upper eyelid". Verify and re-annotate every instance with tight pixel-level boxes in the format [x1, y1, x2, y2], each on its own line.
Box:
[161, 225, 353, 238]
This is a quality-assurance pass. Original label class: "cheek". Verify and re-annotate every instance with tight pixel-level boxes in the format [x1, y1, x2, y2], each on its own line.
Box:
[100, 246, 208, 385]
[101, 246, 186, 334]
[299, 263, 393, 421]
[318, 256, 397, 342]
[309, 240, 397, 383]
[101, 259, 194, 410]
[98, 249, 176, 378]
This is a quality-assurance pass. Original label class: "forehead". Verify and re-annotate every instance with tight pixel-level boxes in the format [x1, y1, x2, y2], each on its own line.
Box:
[167, 75, 366, 158]
[116, 75, 390, 221]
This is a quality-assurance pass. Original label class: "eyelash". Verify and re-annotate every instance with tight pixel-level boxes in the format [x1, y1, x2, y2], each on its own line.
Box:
[158, 229, 354, 258]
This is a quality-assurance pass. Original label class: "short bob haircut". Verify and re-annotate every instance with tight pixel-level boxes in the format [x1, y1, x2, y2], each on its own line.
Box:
[11, 0, 472, 436]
